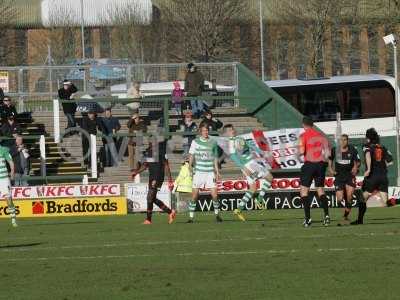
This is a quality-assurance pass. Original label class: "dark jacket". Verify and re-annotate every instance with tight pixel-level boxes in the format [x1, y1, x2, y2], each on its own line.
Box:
[1, 122, 21, 147]
[58, 84, 78, 114]
[184, 69, 204, 96]
[101, 116, 121, 136]
[200, 117, 223, 136]
[0, 88, 4, 101]
[180, 119, 197, 145]
[10, 144, 30, 174]
[81, 116, 103, 136]
[0, 104, 18, 122]
[127, 119, 147, 145]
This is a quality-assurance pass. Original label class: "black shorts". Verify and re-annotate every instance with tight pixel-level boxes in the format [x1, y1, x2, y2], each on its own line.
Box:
[148, 162, 165, 189]
[300, 161, 326, 188]
[362, 175, 389, 193]
[334, 176, 356, 191]
[148, 177, 164, 189]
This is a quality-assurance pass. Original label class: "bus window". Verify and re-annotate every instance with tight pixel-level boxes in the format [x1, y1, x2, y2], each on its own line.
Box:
[273, 80, 395, 121]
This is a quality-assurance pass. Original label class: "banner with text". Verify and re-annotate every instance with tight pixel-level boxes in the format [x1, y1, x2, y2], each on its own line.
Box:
[2, 184, 121, 200]
[125, 183, 171, 213]
[0, 197, 127, 218]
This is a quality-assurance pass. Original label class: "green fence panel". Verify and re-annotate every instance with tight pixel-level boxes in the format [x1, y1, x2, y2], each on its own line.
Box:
[237, 64, 304, 129]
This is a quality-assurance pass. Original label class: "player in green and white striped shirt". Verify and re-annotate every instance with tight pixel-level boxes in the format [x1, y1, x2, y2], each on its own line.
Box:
[0, 145, 17, 227]
[188, 123, 222, 223]
[223, 125, 274, 221]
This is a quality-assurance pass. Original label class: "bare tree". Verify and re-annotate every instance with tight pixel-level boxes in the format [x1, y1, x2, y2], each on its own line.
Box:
[0, 0, 18, 65]
[160, 0, 248, 62]
[30, 6, 78, 65]
[105, 2, 161, 65]
[271, 0, 362, 77]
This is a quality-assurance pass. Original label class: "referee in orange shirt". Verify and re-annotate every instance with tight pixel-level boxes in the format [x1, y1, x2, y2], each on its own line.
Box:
[299, 117, 330, 227]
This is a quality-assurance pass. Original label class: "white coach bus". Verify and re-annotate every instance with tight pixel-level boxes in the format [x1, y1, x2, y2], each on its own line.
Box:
[266, 75, 396, 137]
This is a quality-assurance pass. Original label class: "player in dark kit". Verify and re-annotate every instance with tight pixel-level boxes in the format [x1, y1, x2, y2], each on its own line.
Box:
[299, 116, 330, 227]
[352, 128, 393, 225]
[131, 141, 176, 225]
[328, 134, 360, 226]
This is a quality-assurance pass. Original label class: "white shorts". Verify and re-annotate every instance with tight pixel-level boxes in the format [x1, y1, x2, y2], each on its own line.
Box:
[0, 178, 11, 198]
[243, 160, 270, 185]
[192, 172, 216, 189]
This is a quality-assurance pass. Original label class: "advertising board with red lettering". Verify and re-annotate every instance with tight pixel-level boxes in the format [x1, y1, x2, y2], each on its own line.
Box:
[200, 177, 364, 194]
[4, 184, 121, 200]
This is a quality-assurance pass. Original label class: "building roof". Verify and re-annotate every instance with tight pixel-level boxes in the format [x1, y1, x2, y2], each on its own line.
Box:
[1, 0, 153, 28]
[1, 0, 397, 28]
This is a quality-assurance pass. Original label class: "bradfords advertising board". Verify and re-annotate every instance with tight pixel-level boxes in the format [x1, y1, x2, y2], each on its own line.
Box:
[125, 183, 170, 213]
[3, 184, 121, 200]
[0, 197, 127, 218]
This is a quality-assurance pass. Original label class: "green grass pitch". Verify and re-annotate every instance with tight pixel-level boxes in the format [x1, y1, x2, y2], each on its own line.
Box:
[0, 208, 399, 300]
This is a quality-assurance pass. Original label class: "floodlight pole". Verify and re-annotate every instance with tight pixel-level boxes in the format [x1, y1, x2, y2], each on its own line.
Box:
[259, 0, 265, 82]
[80, 0, 85, 60]
[393, 42, 400, 186]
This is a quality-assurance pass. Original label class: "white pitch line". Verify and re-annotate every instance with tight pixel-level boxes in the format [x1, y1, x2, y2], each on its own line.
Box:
[5, 246, 400, 263]
[0, 237, 269, 253]
[2, 230, 400, 253]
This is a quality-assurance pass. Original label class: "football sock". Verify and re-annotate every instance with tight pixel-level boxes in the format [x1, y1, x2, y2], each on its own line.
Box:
[154, 199, 172, 214]
[344, 201, 352, 218]
[358, 201, 367, 223]
[239, 191, 253, 210]
[7, 197, 16, 219]
[189, 199, 197, 219]
[212, 200, 220, 215]
[301, 196, 311, 220]
[319, 194, 330, 217]
[259, 180, 271, 197]
[146, 203, 153, 221]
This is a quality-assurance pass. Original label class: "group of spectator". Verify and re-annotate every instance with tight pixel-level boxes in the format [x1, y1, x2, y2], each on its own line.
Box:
[56, 62, 222, 171]
[0, 89, 30, 186]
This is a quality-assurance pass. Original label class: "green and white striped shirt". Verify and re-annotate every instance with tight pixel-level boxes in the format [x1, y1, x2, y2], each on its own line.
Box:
[0, 146, 12, 179]
[189, 137, 218, 173]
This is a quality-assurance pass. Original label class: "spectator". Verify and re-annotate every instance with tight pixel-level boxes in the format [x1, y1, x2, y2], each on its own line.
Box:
[200, 111, 223, 136]
[127, 113, 147, 171]
[58, 80, 78, 129]
[101, 108, 121, 167]
[126, 81, 142, 113]
[1, 116, 21, 148]
[0, 87, 4, 101]
[184, 63, 205, 118]
[0, 96, 18, 124]
[81, 111, 103, 167]
[172, 155, 193, 212]
[179, 111, 197, 155]
[201, 110, 224, 165]
[10, 136, 30, 186]
[171, 81, 184, 115]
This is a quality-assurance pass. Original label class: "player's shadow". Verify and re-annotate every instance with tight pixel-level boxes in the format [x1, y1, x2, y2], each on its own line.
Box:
[32, 221, 100, 226]
[0, 242, 42, 249]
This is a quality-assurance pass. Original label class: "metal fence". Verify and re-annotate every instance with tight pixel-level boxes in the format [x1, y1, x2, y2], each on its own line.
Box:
[0, 62, 238, 113]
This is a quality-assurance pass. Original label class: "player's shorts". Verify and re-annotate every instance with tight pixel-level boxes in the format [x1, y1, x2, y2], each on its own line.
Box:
[0, 178, 11, 198]
[334, 176, 356, 191]
[192, 171, 216, 189]
[300, 161, 326, 188]
[362, 175, 389, 193]
[243, 159, 271, 185]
